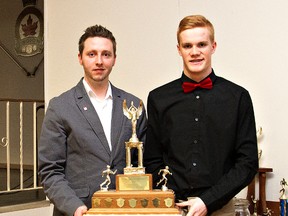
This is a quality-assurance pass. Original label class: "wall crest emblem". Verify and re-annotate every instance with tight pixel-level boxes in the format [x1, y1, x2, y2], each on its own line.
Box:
[15, 4, 43, 56]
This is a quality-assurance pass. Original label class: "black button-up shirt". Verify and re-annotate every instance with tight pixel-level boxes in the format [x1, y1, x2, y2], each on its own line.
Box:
[143, 70, 258, 213]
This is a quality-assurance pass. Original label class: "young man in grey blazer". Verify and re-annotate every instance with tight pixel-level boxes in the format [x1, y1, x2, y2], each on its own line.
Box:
[38, 25, 147, 216]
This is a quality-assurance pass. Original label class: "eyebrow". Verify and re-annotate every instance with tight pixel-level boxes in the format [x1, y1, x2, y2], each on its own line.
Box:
[86, 49, 112, 53]
[181, 41, 208, 45]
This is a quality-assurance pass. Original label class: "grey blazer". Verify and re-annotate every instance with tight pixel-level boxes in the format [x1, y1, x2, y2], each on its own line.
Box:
[38, 79, 147, 216]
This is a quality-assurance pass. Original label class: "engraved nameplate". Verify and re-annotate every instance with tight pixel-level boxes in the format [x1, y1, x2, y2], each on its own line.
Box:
[116, 174, 152, 191]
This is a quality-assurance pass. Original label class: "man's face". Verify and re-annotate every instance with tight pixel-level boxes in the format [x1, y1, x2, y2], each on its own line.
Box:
[78, 37, 116, 84]
[177, 27, 216, 81]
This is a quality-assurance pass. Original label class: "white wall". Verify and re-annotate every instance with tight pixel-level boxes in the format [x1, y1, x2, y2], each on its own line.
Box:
[45, 0, 288, 202]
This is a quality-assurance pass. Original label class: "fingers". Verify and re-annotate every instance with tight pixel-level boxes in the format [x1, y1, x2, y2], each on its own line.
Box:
[176, 198, 207, 216]
[176, 201, 189, 207]
[74, 205, 88, 216]
[176, 201, 190, 216]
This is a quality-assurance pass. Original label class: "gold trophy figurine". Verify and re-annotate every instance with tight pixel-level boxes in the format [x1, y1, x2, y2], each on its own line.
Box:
[123, 100, 144, 174]
[156, 166, 172, 191]
[100, 165, 117, 191]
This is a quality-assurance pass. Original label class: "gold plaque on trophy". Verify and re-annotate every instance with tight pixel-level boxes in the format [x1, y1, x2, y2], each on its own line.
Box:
[116, 174, 152, 191]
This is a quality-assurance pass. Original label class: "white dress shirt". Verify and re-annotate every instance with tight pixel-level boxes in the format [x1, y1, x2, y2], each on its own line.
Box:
[83, 79, 113, 150]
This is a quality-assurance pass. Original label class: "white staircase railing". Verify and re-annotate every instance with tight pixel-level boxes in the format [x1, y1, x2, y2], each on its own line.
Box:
[0, 98, 44, 194]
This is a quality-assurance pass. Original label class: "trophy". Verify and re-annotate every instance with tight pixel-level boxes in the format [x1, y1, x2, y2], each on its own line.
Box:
[279, 178, 288, 216]
[85, 100, 179, 215]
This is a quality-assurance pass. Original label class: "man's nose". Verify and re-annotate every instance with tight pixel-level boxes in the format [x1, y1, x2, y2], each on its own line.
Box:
[95, 55, 103, 64]
[190, 47, 200, 55]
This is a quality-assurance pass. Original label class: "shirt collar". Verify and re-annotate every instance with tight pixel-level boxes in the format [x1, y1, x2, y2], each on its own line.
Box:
[83, 79, 113, 100]
[181, 69, 217, 84]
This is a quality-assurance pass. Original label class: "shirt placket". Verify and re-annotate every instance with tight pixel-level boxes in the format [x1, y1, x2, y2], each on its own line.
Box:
[189, 91, 202, 186]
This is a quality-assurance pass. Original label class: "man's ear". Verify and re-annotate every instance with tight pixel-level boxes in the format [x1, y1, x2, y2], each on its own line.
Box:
[212, 41, 217, 54]
[78, 53, 83, 65]
[177, 44, 182, 56]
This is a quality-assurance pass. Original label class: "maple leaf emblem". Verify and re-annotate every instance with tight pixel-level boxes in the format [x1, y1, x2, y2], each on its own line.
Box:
[21, 15, 38, 37]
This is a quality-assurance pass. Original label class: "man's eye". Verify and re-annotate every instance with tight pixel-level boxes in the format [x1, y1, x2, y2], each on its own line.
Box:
[199, 43, 206, 47]
[103, 52, 111, 57]
[183, 44, 192, 49]
[88, 53, 95, 57]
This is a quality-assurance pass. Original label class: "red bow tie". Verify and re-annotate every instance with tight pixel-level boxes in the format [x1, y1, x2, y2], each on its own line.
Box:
[182, 77, 213, 93]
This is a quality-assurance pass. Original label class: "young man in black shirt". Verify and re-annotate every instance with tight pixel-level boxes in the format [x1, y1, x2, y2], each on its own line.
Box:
[143, 15, 258, 216]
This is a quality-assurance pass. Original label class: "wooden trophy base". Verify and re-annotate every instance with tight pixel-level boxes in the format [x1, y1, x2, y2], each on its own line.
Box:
[87, 189, 179, 214]
[85, 170, 179, 214]
[86, 208, 180, 215]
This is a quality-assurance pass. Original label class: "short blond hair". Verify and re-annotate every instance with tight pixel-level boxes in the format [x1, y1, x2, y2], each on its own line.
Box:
[177, 15, 215, 44]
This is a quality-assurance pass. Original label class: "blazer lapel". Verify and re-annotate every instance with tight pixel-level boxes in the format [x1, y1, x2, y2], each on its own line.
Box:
[75, 80, 111, 156]
[110, 85, 125, 153]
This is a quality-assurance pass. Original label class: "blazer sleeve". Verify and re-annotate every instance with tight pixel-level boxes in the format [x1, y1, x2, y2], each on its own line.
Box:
[38, 99, 84, 216]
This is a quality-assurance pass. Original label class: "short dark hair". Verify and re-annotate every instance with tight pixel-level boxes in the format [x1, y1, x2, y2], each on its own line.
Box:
[78, 25, 116, 56]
